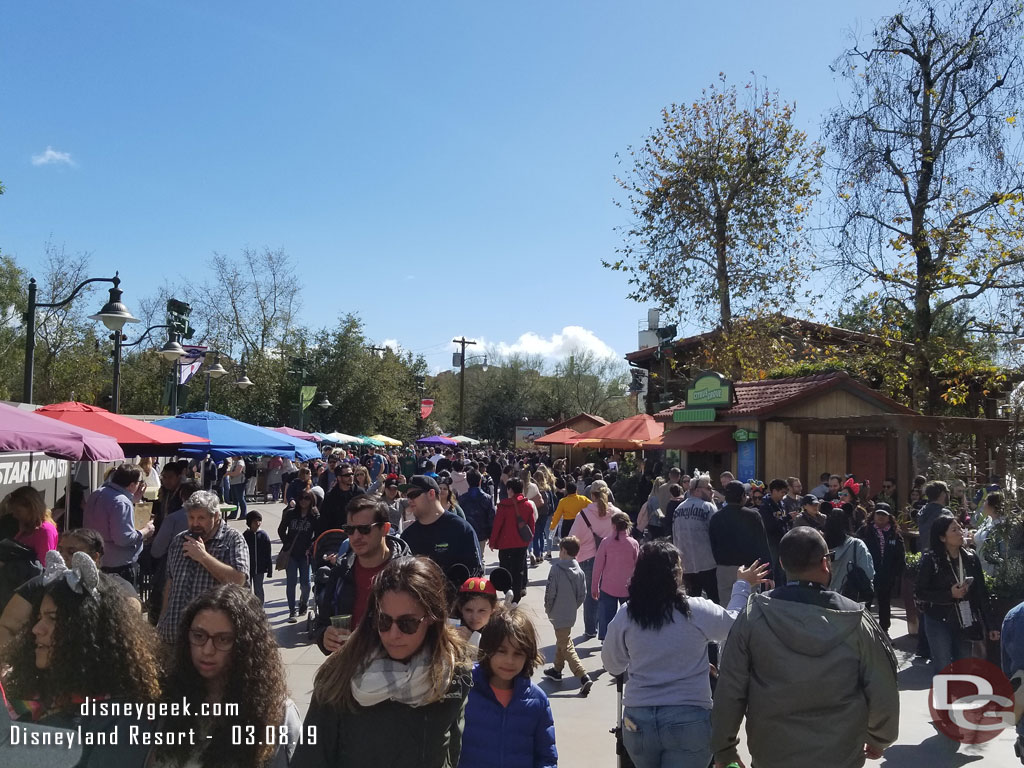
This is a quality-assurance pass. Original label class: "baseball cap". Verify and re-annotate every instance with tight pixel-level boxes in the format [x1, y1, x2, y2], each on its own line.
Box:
[400, 475, 440, 495]
[800, 494, 818, 506]
[459, 577, 497, 597]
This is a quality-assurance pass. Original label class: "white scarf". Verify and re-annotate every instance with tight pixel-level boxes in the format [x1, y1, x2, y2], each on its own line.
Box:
[351, 647, 445, 708]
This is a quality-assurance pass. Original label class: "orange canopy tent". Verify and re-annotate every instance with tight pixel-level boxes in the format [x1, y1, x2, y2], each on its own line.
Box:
[533, 428, 581, 446]
[572, 413, 663, 451]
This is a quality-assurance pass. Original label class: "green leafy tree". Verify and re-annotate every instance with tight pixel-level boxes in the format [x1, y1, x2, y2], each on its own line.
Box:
[826, 0, 1024, 413]
[608, 75, 822, 330]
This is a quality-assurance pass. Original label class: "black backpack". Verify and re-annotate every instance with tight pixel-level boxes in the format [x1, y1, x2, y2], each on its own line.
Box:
[840, 543, 875, 603]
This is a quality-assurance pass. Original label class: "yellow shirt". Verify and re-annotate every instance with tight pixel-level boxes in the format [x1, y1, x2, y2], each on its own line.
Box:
[550, 494, 591, 531]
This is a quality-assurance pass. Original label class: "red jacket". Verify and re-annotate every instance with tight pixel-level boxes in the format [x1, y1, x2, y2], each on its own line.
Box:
[490, 494, 535, 550]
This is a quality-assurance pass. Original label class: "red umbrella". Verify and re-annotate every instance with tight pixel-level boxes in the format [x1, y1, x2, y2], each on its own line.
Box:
[0, 402, 125, 461]
[270, 426, 321, 442]
[572, 414, 663, 451]
[533, 428, 581, 446]
[35, 402, 210, 456]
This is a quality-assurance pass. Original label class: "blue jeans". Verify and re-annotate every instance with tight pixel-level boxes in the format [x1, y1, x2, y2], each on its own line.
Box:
[924, 614, 967, 673]
[229, 483, 247, 518]
[581, 558, 597, 635]
[532, 515, 551, 558]
[286, 554, 311, 613]
[621, 705, 711, 768]
[252, 572, 266, 604]
[598, 591, 625, 640]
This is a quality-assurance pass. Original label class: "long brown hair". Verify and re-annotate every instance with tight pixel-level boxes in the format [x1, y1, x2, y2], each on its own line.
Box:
[591, 484, 610, 516]
[157, 584, 288, 768]
[312, 556, 470, 711]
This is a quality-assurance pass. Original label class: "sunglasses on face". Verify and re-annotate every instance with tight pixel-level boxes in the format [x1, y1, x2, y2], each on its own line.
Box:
[342, 522, 384, 536]
[188, 628, 235, 651]
[339, 473, 353, 479]
[376, 613, 427, 634]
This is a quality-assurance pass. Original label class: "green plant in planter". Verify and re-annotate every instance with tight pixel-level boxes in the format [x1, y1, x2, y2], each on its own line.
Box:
[980, 507, 1024, 608]
[904, 551, 922, 580]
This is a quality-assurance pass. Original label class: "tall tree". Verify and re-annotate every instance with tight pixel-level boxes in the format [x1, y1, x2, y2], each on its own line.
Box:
[826, 0, 1024, 413]
[607, 75, 822, 330]
[544, 350, 632, 421]
[184, 247, 300, 357]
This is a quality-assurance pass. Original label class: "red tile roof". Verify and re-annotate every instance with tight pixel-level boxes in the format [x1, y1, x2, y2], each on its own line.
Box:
[654, 371, 917, 421]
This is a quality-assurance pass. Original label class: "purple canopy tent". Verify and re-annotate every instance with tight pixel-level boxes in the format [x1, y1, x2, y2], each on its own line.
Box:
[0, 402, 125, 461]
[415, 435, 459, 446]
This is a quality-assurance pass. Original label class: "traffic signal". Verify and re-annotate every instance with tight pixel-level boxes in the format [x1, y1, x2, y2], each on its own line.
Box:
[166, 298, 194, 340]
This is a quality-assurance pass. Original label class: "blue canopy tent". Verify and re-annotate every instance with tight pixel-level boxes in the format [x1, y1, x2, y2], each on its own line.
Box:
[152, 411, 314, 461]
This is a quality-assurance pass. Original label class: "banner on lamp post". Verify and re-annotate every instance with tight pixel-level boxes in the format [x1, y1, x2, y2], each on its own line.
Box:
[178, 346, 207, 385]
[300, 386, 317, 411]
[420, 399, 434, 420]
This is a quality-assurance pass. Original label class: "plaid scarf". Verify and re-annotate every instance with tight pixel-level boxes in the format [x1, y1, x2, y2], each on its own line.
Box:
[351, 647, 446, 708]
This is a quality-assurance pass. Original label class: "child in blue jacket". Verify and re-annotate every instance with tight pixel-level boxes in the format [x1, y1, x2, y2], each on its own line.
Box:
[459, 608, 557, 768]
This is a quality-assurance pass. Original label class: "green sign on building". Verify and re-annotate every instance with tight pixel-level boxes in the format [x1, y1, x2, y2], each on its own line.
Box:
[674, 408, 716, 423]
[685, 372, 734, 409]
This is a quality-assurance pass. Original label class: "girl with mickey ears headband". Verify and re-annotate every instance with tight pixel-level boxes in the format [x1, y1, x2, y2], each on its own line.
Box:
[0, 550, 161, 765]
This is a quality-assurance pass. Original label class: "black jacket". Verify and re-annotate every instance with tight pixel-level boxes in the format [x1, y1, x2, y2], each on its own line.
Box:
[856, 523, 905, 586]
[914, 546, 992, 628]
[294, 665, 472, 768]
[312, 535, 412, 654]
[759, 497, 789, 546]
[278, 507, 320, 557]
[709, 503, 772, 568]
[318, 486, 366, 535]
[243, 528, 273, 578]
[457, 488, 496, 541]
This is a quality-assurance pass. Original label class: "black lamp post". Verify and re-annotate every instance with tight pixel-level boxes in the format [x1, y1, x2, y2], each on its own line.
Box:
[24, 272, 138, 405]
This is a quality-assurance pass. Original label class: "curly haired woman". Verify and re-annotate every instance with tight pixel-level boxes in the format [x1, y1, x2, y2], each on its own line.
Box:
[150, 583, 300, 768]
[1, 550, 161, 766]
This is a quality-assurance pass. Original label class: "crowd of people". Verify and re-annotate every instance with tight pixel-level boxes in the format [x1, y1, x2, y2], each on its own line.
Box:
[0, 444, 1022, 767]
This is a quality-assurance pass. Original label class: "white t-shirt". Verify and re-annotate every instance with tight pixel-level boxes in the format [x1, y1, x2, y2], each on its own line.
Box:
[229, 459, 246, 485]
[429, 454, 442, 466]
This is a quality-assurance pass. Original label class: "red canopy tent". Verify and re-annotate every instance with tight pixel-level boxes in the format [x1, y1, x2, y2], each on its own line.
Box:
[533, 428, 581, 446]
[572, 413, 663, 451]
[642, 426, 735, 452]
[35, 402, 210, 456]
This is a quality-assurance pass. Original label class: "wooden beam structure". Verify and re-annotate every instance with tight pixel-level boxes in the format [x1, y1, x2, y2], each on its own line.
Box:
[778, 415, 1010, 437]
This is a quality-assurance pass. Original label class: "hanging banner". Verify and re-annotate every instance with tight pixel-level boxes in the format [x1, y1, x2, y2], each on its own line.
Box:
[300, 386, 317, 411]
[178, 346, 208, 385]
[420, 399, 434, 420]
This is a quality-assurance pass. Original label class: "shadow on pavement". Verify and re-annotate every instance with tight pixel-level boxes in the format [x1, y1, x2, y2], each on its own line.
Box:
[881, 731, 987, 766]
[897, 659, 935, 692]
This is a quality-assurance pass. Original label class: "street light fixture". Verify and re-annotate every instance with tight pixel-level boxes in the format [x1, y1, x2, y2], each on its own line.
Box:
[159, 336, 189, 362]
[23, 272, 138, 405]
[318, 394, 333, 409]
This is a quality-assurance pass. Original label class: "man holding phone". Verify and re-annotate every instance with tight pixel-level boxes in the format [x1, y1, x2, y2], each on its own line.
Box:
[312, 496, 410, 654]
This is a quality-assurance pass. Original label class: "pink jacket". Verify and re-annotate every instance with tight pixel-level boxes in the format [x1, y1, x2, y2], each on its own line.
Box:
[592, 531, 639, 598]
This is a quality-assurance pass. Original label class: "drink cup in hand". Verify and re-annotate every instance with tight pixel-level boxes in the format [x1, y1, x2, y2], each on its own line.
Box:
[330, 614, 352, 631]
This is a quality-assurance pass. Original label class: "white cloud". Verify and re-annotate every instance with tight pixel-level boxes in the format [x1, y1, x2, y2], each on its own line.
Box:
[31, 147, 74, 166]
[381, 338, 401, 352]
[484, 326, 618, 361]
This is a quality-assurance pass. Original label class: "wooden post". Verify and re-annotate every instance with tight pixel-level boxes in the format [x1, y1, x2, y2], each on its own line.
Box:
[799, 432, 809, 487]
[896, 428, 910, 508]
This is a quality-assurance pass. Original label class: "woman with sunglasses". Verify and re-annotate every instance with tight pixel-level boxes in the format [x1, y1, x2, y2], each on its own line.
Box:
[151, 583, 300, 768]
[278, 490, 321, 623]
[296, 556, 472, 768]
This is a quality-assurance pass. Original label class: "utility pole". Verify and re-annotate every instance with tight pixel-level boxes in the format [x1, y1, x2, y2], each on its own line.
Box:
[453, 337, 477, 436]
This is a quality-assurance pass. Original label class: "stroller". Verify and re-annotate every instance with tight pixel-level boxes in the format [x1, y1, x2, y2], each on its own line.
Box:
[306, 528, 348, 633]
[611, 674, 635, 768]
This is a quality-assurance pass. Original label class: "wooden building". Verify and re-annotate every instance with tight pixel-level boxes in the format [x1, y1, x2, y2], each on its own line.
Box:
[653, 371, 1009, 504]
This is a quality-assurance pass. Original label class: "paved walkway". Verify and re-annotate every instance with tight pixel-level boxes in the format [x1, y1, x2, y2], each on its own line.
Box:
[237, 501, 1020, 767]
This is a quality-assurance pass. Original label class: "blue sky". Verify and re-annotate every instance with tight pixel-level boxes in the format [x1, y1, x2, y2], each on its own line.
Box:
[1, 1, 895, 373]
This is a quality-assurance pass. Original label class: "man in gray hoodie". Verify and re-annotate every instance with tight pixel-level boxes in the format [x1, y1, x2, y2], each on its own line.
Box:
[543, 535, 592, 695]
[711, 526, 899, 768]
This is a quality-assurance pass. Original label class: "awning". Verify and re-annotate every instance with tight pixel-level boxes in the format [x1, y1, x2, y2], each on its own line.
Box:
[644, 426, 736, 452]
[534, 428, 580, 446]
[572, 414, 663, 451]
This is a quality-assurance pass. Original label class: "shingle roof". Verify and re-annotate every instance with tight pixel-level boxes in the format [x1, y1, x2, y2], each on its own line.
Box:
[654, 371, 917, 421]
[544, 413, 610, 435]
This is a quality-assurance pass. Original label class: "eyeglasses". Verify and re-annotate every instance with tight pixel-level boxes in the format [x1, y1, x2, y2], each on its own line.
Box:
[406, 488, 423, 499]
[376, 613, 427, 634]
[339, 473, 353, 479]
[188, 628, 235, 651]
[826, 550, 836, 562]
[342, 522, 384, 536]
